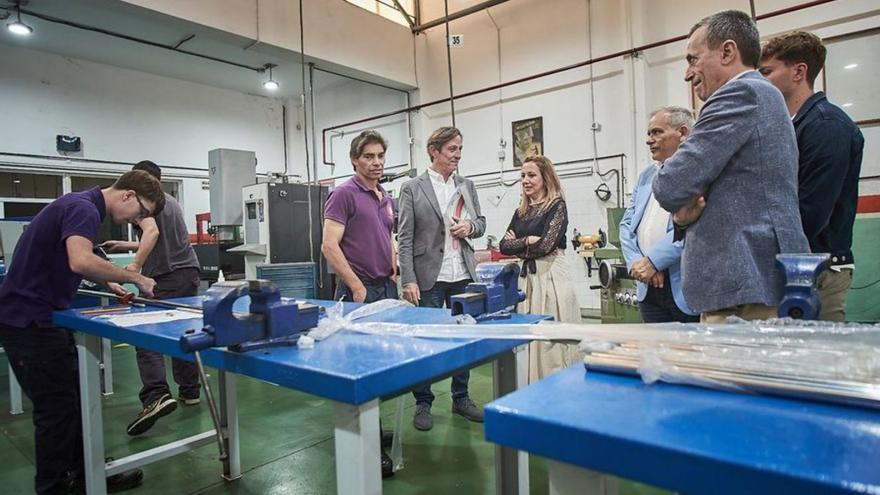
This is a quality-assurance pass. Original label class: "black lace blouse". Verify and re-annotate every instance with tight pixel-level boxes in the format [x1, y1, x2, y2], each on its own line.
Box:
[499, 198, 568, 270]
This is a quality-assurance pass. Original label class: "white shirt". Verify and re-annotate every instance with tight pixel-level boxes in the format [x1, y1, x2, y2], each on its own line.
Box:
[428, 167, 470, 283]
[637, 165, 671, 256]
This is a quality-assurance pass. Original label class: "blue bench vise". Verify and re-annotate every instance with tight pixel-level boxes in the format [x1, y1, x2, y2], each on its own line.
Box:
[449, 262, 525, 321]
[180, 280, 320, 353]
[776, 253, 830, 320]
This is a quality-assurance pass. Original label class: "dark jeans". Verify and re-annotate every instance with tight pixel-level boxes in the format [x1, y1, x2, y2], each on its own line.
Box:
[1, 323, 83, 494]
[137, 267, 201, 405]
[412, 279, 472, 405]
[638, 273, 700, 323]
[334, 276, 399, 303]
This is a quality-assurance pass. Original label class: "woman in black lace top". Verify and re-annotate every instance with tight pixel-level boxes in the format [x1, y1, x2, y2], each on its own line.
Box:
[500, 156, 583, 382]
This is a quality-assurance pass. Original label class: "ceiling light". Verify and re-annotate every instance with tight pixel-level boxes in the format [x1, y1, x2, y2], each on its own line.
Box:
[262, 64, 279, 91]
[6, 5, 33, 36]
[844, 63, 858, 70]
[842, 103, 853, 108]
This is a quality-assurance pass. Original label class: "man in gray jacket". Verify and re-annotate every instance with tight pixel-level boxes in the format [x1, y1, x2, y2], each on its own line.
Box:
[398, 126, 486, 431]
[652, 10, 809, 322]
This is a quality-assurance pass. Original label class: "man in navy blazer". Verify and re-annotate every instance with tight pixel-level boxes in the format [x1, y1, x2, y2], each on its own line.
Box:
[620, 106, 699, 323]
[653, 10, 810, 323]
[759, 31, 864, 321]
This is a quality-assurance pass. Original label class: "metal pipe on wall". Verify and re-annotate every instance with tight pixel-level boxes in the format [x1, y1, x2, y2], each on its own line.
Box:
[320, 0, 838, 166]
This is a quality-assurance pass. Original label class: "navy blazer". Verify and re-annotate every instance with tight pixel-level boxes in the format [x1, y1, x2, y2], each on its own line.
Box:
[793, 91, 864, 266]
[619, 164, 695, 315]
[653, 71, 810, 313]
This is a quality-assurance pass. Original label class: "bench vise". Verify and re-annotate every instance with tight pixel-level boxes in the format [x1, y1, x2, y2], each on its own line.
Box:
[179, 280, 319, 353]
[776, 253, 830, 320]
[449, 262, 525, 321]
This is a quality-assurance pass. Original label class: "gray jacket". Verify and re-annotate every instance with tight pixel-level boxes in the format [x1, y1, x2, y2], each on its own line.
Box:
[653, 71, 809, 313]
[398, 171, 486, 291]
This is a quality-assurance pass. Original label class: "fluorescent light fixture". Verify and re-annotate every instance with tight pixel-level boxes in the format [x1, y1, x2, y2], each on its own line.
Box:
[842, 103, 853, 108]
[262, 64, 279, 91]
[844, 63, 858, 70]
[6, 6, 33, 36]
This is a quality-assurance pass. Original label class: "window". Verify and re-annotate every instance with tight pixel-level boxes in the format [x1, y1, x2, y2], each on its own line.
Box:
[345, 0, 415, 27]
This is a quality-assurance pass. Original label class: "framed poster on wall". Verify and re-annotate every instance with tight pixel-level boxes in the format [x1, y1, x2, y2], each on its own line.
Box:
[512, 117, 543, 167]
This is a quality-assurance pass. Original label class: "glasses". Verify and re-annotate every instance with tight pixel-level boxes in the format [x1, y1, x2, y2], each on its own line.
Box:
[134, 195, 152, 220]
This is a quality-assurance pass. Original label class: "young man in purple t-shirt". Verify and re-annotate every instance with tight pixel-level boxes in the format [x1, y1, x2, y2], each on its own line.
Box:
[0, 170, 163, 494]
[321, 130, 397, 478]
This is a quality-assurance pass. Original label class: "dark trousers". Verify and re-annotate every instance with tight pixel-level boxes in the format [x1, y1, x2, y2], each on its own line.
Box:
[137, 267, 200, 406]
[412, 279, 472, 405]
[1, 323, 83, 494]
[334, 276, 399, 303]
[638, 274, 699, 323]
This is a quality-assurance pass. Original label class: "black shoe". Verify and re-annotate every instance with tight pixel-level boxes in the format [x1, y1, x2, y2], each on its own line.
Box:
[127, 393, 178, 436]
[381, 429, 395, 449]
[381, 449, 394, 478]
[107, 468, 144, 493]
[452, 397, 484, 423]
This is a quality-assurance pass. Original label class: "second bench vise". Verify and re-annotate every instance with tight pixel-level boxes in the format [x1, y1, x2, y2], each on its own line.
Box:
[450, 262, 525, 321]
[180, 280, 320, 353]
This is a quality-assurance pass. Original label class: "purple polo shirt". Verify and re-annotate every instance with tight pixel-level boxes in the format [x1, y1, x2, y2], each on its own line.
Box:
[323, 175, 394, 281]
[0, 187, 104, 328]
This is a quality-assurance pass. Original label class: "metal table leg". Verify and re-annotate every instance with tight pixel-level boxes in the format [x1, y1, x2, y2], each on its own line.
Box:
[548, 460, 618, 495]
[493, 344, 530, 495]
[8, 362, 23, 415]
[101, 338, 114, 396]
[334, 399, 381, 495]
[77, 332, 108, 495]
[218, 371, 241, 480]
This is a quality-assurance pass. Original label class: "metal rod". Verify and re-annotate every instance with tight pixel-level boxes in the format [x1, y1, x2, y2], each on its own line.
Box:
[76, 289, 202, 313]
[444, 0, 457, 128]
[194, 351, 228, 460]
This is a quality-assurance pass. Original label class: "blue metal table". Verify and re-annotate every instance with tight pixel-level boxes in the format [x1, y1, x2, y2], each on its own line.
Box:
[55, 297, 545, 495]
[484, 364, 880, 495]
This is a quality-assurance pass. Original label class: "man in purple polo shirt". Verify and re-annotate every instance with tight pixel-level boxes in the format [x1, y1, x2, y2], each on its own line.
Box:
[0, 170, 163, 494]
[321, 129, 397, 478]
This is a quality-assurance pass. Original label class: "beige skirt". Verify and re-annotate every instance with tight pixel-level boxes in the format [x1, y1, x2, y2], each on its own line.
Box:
[517, 251, 584, 383]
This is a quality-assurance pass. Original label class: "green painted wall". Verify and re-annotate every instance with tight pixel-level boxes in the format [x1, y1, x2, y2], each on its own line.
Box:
[846, 215, 880, 322]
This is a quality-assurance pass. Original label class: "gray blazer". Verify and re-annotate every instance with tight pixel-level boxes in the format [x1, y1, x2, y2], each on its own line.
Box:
[653, 71, 809, 313]
[398, 171, 486, 291]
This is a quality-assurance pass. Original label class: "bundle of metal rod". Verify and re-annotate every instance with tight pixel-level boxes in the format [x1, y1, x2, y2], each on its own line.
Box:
[579, 321, 880, 410]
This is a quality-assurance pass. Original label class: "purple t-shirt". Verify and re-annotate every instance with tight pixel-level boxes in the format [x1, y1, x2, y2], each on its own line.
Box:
[0, 187, 104, 328]
[323, 176, 394, 281]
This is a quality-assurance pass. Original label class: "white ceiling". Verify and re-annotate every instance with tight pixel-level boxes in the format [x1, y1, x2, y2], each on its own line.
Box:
[0, 0, 381, 97]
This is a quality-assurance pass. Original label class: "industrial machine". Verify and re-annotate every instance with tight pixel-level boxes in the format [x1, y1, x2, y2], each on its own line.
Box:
[234, 181, 332, 299]
[192, 149, 256, 282]
[450, 262, 525, 320]
[575, 208, 642, 324]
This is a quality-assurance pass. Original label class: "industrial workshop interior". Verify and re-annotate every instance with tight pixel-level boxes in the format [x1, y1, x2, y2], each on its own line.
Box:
[0, 0, 878, 494]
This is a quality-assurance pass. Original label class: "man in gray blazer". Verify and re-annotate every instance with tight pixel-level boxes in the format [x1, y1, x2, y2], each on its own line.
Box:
[652, 10, 809, 323]
[398, 126, 486, 431]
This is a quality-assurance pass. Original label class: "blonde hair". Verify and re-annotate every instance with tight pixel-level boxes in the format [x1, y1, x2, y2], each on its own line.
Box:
[518, 155, 563, 216]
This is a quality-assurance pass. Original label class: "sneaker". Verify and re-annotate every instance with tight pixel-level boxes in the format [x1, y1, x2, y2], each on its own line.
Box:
[126, 394, 178, 436]
[413, 402, 433, 431]
[177, 395, 201, 406]
[452, 398, 484, 423]
[65, 459, 144, 494]
[381, 449, 394, 478]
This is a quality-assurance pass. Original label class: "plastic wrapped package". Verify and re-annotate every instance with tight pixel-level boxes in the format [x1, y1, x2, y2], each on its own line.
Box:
[581, 318, 880, 409]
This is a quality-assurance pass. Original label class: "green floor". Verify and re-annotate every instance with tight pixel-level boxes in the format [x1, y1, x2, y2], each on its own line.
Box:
[0, 345, 668, 494]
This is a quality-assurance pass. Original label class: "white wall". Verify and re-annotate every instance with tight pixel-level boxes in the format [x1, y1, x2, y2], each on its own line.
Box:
[0, 44, 288, 231]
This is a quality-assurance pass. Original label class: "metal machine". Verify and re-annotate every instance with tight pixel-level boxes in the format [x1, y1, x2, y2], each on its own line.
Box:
[575, 208, 642, 324]
[776, 253, 831, 320]
[192, 149, 257, 282]
[233, 181, 332, 299]
[450, 262, 526, 320]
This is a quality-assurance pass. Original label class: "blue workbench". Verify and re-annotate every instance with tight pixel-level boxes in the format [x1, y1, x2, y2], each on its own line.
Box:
[485, 364, 880, 495]
[55, 297, 545, 495]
